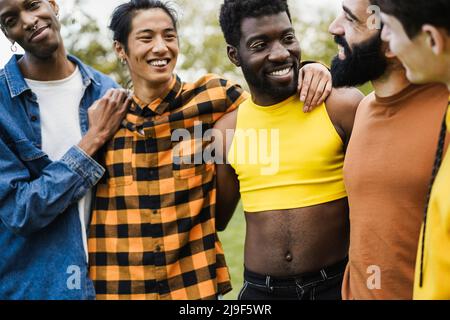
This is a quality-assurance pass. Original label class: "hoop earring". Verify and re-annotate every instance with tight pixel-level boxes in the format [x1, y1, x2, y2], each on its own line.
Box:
[10, 43, 17, 52]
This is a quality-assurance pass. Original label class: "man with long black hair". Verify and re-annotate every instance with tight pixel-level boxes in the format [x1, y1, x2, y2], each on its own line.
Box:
[372, 0, 450, 300]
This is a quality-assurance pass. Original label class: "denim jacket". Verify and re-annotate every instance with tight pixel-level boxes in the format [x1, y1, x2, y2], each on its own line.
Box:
[0, 55, 118, 300]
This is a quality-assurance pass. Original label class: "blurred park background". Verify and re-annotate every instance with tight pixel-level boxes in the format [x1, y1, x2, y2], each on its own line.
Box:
[0, 0, 373, 299]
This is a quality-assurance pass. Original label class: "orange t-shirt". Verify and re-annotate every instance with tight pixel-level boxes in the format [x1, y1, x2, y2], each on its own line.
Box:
[342, 83, 449, 300]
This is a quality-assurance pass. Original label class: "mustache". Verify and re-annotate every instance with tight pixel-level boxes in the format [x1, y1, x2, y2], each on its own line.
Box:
[334, 35, 384, 58]
[334, 35, 351, 52]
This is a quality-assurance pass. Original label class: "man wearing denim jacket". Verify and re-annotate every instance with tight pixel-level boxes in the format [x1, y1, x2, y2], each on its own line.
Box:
[0, 0, 130, 299]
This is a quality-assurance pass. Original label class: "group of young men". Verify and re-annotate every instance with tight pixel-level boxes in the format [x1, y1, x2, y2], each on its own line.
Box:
[0, 0, 448, 300]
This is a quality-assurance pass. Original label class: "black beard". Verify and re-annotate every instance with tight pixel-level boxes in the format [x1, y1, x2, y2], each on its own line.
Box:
[331, 33, 387, 88]
[240, 58, 300, 101]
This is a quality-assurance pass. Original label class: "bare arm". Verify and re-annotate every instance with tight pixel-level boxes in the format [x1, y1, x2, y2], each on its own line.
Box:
[325, 87, 365, 148]
[216, 163, 240, 231]
[214, 110, 241, 231]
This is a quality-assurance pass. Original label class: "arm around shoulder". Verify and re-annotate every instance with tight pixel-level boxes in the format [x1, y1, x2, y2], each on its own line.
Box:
[213, 110, 241, 231]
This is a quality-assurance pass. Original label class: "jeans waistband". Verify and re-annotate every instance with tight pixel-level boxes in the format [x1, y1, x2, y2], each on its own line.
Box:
[244, 257, 348, 289]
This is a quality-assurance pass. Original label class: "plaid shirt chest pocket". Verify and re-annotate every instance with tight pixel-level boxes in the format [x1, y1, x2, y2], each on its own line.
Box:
[171, 137, 214, 179]
[104, 132, 134, 187]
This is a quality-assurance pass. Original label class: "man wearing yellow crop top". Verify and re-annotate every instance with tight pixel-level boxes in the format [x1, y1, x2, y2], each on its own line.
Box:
[373, 0, 450, 299]
[216, 0, 364, 300]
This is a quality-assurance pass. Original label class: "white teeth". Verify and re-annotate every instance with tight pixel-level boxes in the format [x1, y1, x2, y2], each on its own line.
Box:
[150, 59, 168, 66]
[338, 45, 346, 58]
[269, 68, 291, 76]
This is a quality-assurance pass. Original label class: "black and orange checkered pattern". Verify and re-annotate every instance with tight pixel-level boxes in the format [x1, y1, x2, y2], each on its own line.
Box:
[88, 74, 248, 300]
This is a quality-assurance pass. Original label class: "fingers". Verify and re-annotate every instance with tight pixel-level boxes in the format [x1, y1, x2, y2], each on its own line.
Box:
[103, 88, 115, 99]
[315, 80, 333, 109]
[297, 68, 304, 94]
[117, 89, 129, 103]
[299, 71, 313, 112]
[103, 89, 128, 110]
[308, 80, 327, 110]
[89, 89, 129, 119]
[110, 89, 120, 106]
[103, 88, 127, 100]
[120, 96, 133, 113]
[115, 88, 132, 110]
[93, 89, 116, 109]
[303, 74, 321, 112]
[310, 73, 334, 109]
[86, 89, 131, 144]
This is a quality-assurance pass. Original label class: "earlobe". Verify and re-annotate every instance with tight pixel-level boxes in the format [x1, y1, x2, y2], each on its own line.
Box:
[227, 45, 240, 67]
[114, 41, 127, 62]
[385, 46, 396, 59]
[381, 41, 396, 59]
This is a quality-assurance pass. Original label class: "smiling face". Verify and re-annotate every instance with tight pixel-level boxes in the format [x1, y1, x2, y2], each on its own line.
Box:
[0, 0, 62, 58]
[230, 12, 300, 106]
[117, 8, 179, 90]
[380, 12, 445, 85]
[329, 0, 379, 58]
[328, 0, 390, 87]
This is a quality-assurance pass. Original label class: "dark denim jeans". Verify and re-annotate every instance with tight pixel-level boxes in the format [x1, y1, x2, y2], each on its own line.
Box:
[238, 258, 347, 300]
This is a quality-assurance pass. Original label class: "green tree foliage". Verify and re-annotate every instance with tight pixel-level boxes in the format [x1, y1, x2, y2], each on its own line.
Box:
[61, 0, 129, 86]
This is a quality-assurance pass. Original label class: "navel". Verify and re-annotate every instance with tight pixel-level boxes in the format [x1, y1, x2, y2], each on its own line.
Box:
[285, 251, 293, 262]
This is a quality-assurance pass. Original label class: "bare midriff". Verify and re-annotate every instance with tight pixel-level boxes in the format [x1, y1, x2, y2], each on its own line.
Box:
[244, 198, 349, 276]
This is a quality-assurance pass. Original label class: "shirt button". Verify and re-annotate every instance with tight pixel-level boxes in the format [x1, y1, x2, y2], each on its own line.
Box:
[30, 116, 38, 122]
[152, 209, 158, 215]
[155, 245, 162, 252]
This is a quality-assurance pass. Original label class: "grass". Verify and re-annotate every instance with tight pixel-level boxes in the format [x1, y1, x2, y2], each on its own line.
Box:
[218, 202, 246, 300]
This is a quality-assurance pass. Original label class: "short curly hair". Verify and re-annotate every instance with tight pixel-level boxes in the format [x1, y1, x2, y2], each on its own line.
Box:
[219, 0, 292, 47]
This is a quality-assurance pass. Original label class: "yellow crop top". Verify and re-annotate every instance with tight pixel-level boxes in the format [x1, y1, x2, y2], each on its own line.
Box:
[228, 95, 347, 213]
